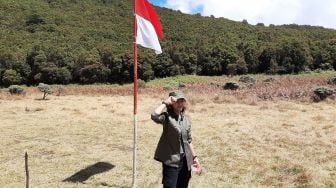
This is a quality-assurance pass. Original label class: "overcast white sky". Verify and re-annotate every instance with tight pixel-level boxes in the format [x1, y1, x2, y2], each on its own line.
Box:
[149, 0, 336, 29]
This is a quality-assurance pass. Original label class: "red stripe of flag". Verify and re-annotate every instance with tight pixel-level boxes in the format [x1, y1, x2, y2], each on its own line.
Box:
[135, 0, 163, 54]
[135, 0, 163, 40]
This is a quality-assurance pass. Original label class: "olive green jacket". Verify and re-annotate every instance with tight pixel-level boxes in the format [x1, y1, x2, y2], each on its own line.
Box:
[151, 110, 193, 170]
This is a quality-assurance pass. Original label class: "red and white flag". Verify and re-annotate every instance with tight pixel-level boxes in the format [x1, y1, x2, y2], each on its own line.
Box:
[135, 0, 163, 54]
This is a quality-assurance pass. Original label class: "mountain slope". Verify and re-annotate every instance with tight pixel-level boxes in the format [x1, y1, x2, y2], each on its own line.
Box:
[0, 0, 335, 86]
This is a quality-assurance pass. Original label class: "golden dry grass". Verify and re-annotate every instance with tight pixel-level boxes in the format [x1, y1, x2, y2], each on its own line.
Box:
[0, 88, 336, 187]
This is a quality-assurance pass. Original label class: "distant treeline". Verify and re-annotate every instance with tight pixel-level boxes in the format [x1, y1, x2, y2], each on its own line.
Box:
[1, 39, 335, 87]
[0, 0, 336, 86]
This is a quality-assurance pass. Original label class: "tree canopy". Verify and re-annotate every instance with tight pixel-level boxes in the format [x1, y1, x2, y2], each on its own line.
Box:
[1, 0, 336, 86]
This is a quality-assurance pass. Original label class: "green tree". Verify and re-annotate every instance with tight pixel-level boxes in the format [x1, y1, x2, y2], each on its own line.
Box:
[153, 53, 175, 77]
[327, 40, 336, 70]
[258, 47, 275, 73]
[276, 42, 311, 73]
[0, 61, 30, 86]
[1, 0, 336, 85]
[236, 58, 248, 75]
[37, 83, 52, 100]
[226, 63, 237, 76]
[2, 69, 22, 86]
[183, 53, 197, 75]
[267, 59, 279, 74]
[197, 46, 238, 76]
[25, 13, 46, 33]
[237, 42, 259, 73]
[78, 63, 111, 84]
[26, 46, 73, 84]
[138, 58, 154, 81]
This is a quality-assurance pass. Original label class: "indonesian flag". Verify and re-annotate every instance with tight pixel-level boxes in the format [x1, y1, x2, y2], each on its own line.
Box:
[135, 0, 163, 54]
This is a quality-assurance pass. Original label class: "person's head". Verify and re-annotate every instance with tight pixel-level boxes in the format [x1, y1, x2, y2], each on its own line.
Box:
[169, 90, 187, 114]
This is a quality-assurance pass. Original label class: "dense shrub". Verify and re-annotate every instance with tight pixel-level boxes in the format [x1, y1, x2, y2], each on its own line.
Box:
[313, 87, 334, 101]
[138, 60, 154, 81]
[8, 85, 24, 95]
[239, 76, 256, 84]
[223, 82, 240, 90]
[78, 64, 111, 84]
[327, 77, 336, 85]
[138, 79, 146, 88]
[2, 69, 22, 86]
[0, 0, 336, 86]
[263, 77, 275, 84]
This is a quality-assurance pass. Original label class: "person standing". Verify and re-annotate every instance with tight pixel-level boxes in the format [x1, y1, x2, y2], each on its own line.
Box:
[151, 90, 201, 188]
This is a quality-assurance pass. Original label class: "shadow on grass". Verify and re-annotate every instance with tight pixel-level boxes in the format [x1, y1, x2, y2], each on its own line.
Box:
[35, 98, 50, 101]
[63, 162, 115, 183]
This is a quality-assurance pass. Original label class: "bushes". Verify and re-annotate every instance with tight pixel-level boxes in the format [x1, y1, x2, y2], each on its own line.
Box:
[138, 79, 146, 88]
[0, 43, 335, 87]
[138, 60, 154, 81]
[78, 63, 111, 84]
[223, 82, 239, 90]
[26, 46, 73, 85]
[2, 69, 22, 86]
[327, 77, 336, 85]
[0, 52, 31, 86]
[33, 65, 72, 84]
[1, 0, 336, 88]
[239, 75, 256, 84]
[8, 85, 24, 95]
[313, 87, 335, 102]
[197, 46, 239, 76]
[239, 76, 256, 88]
[25, 13, 46, 33]
[37, 83, 52, 100]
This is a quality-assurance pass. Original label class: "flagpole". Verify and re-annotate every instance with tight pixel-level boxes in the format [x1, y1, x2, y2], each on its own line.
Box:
[132, 0, 138, 187]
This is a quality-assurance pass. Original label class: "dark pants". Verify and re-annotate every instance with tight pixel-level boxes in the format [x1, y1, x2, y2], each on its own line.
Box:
[162, 156, 191, 188]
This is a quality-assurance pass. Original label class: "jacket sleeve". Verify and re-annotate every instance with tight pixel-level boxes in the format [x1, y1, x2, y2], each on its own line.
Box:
[151, 112, 166, 124]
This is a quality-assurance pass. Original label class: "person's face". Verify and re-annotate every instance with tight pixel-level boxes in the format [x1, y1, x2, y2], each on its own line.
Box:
[172, 98, 186, 113]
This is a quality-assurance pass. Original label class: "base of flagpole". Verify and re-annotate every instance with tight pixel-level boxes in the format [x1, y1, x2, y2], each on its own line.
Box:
[132, 114, 138, 188]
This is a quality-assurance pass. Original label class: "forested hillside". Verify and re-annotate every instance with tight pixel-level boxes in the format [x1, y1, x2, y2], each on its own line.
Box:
[1, 0, 336, 86]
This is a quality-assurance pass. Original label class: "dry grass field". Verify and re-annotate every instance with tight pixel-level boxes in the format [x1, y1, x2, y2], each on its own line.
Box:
[1, 75, 336, 187]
